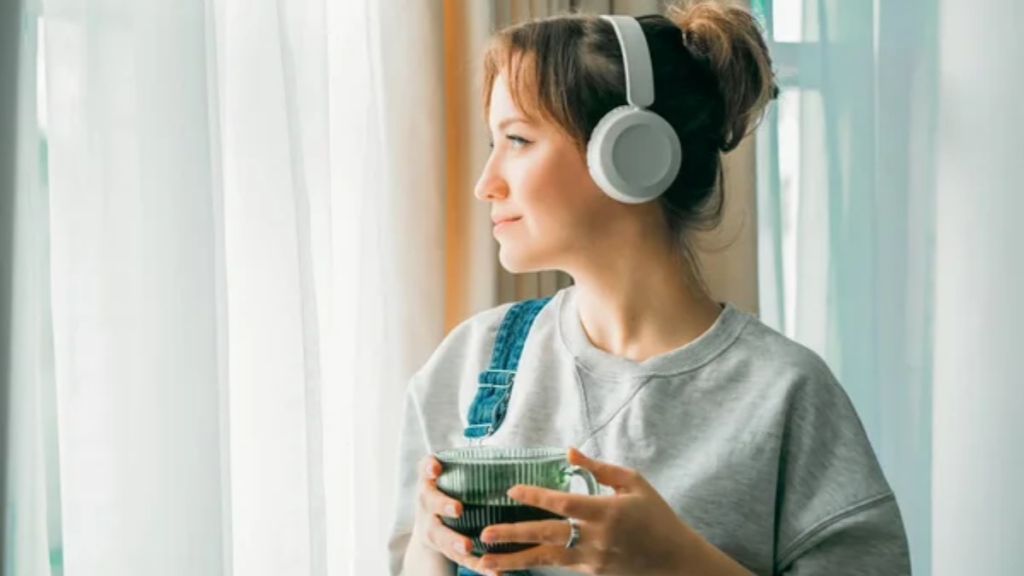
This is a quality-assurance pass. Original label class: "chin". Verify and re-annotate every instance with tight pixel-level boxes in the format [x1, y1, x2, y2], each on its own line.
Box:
[497, 244, 549, 275]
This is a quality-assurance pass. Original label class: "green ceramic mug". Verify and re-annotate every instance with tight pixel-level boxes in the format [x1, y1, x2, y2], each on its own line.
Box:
[434, 446, 600, 556]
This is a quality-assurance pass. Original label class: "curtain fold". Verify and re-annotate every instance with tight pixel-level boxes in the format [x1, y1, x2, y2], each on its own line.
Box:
[336, 1, 448, 573]
[5, 2, 65, 575]
[31, 1, 449, 575]
[931, 1, 1024, 574]
[43, 1, 228, 574]
[756, 0, 938, 572]
[216, 0, 324, 573]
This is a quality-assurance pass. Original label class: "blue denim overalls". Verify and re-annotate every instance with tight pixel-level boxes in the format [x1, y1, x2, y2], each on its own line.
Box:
[457, 297, 552, 576]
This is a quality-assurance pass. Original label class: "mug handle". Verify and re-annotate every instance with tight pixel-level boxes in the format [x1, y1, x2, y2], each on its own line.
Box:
[564, 465, 600, 495]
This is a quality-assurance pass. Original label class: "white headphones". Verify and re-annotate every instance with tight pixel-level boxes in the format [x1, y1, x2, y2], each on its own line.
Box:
[587, 16, 682, 204]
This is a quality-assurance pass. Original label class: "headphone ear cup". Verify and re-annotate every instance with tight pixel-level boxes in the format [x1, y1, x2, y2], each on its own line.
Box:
[587, 106, 682, 204]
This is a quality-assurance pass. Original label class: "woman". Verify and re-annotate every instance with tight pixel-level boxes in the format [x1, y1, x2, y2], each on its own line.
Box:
[387, 2, 911, 575]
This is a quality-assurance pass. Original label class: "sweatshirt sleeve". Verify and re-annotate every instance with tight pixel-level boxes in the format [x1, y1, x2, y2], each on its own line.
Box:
[386, 381, 434, 576]
[777, 494, 911, 575]
[774, 356, 912, 575]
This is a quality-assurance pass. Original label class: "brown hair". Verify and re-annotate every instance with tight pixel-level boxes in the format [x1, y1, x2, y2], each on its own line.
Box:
[482, 0, 778, 251]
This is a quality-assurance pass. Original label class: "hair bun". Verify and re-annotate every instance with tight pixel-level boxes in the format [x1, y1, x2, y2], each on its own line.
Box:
[668, 0, 779, 152]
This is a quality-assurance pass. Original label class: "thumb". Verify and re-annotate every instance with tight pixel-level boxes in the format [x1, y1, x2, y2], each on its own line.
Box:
[567, 447, 643, 491]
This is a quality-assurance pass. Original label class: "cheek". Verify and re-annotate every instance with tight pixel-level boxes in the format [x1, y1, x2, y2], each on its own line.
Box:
[504, 143, 617, 265]
[538, 164, 609, 239]
[521, 151, 600, 222]
[498, 164, 614, 272]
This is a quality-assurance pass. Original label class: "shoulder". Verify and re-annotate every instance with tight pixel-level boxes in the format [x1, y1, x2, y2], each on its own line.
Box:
[408, 292, 563, 399]
[720, 310, 856, 419]
[693, 308, 873, 467]
[427, 301, 514, 372]
[726, 316, 898, 557]
[716, 310, 890, 490]
[739, 316, 871, 448]
[730, 312, 837, 387]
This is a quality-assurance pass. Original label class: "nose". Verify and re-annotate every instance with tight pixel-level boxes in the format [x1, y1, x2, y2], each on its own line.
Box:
[473, 151, 509, 202]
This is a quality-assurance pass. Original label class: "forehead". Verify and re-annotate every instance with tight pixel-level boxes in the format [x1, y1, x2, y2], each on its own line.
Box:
[488, 75, 523, 120]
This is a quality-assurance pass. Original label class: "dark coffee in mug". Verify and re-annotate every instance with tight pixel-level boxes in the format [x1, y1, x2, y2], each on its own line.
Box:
[434, 446, 599, 556]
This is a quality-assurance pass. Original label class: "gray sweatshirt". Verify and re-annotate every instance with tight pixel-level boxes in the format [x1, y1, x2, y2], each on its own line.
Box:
[387, 287, 911, 576]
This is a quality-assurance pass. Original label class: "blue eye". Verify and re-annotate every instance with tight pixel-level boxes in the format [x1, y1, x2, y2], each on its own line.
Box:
[488, 135, 532, 150]
[506, 135, 531, 149]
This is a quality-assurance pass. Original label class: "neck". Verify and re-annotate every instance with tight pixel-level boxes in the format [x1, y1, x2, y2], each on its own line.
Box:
[564, 231, 722, 363]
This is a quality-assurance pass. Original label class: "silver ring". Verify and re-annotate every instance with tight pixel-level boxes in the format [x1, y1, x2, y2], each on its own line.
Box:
[565, 517, 580, 548]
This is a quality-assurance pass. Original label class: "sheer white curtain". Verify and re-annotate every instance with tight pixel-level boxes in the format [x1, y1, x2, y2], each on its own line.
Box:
[5, 1, 64, 575]
[756, 1, 1024, 575]
[931, 1, 1024, 574]
[6, 0, 447, 575]
[755, 0, 937, 572]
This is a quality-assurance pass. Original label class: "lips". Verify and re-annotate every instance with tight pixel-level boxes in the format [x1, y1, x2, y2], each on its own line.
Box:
[492, 216, 521, 235]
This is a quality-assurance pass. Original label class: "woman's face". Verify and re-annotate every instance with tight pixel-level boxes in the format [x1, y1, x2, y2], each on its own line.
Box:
[474, 74, 623, 274]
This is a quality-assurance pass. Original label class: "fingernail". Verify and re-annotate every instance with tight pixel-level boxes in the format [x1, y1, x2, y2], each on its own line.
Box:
[444, 504, 458, 517]
[452, 540, 467, 554]
[424, 464, 436, 478]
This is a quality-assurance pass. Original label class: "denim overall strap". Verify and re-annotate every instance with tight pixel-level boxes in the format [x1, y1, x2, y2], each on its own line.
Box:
[457, 297, 551, 576]
[463, 297, 552, 441]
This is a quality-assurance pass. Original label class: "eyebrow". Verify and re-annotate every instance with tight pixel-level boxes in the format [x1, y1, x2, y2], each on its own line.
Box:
[493, 116, 531, 132]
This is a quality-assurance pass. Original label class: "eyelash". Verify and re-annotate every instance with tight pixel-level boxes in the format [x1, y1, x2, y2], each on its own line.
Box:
[489, 135, 532, 149]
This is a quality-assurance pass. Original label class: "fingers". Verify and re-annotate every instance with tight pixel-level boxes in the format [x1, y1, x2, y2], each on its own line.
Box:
[481, 519, 579, 548]
[478, 544, 579, 573]
[418, 456, 492, 571]
[424, 515, 495, 575]
[507, 485, 608, 521]
[418, 455, 440, 481]
[567, 447, 642, 490]
[418, 457, 462, 519]
[418, 484, 462, 519]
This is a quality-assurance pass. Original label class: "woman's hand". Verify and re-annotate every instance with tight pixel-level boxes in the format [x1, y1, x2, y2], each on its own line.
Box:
[474, 448, 699, 576]
[411, 455, 491, 574]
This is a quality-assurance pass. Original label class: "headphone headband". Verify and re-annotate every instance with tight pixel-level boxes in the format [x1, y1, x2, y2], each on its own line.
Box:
[588, 15, 680, 204]
[599, 16, 655, 109]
